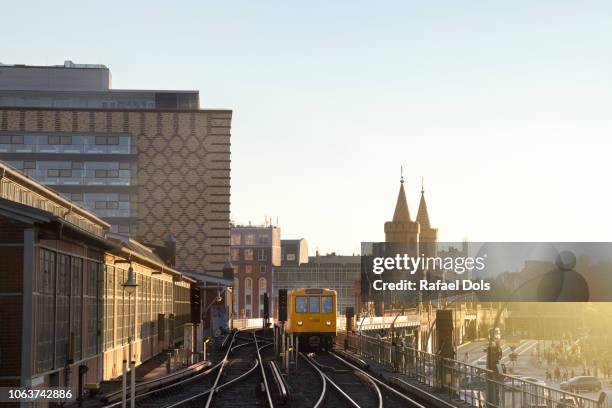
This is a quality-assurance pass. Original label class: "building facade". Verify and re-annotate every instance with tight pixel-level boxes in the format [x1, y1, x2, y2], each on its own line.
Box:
[230, 224, 281, 318]
[0, 62, 231, 274]
[0, 161, 195, 395]
[274, 254, 360, 316]
[280, 238, 308, 266]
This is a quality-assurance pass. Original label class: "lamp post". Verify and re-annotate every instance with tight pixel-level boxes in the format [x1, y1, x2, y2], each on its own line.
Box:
[122, 264, 138, 408]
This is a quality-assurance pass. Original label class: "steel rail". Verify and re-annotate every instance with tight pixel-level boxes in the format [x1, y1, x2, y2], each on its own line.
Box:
[330, 351, 435, 408]
[100, 362, 221, 408]
[166, 334, 274, 407]
[204, 330, 239, 408]
[102, 359, 210, 402]
[254, 331, 274, 408]
[300, 352, 360, 408]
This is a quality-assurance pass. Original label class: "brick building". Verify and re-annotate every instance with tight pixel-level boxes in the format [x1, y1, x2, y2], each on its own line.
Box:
[0, 61, 231, 275]
[230, 224, 281, 318]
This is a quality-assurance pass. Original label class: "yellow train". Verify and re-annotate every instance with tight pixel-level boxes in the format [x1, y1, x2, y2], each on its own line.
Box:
[287, 288, 337, 350]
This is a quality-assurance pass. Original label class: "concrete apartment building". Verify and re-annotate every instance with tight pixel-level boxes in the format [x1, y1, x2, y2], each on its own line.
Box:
[0, 61, 231, 274]
[230, 224, 281, 318]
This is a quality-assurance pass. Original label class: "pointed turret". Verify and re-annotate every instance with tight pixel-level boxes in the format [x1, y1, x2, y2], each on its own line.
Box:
[416, 181, 430, 229]
[385, 172, 419, 244]
[392, 178, 412, 222]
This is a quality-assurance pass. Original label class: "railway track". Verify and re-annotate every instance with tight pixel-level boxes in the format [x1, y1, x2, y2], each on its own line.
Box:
[205, 331, 274, 407]
[97, 329, 275, 408]
[299, 350, 449, 408]
[96, 330, 457, 408]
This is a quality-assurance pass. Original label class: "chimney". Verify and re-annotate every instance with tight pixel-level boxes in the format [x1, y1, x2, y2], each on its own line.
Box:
[164, 233, 176, 267]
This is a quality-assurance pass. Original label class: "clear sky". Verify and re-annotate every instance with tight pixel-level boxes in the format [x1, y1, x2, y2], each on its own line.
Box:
[3, 1, 612, 255]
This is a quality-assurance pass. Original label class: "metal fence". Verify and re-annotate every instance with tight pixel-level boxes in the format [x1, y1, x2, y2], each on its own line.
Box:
[337, 331, 605, 408]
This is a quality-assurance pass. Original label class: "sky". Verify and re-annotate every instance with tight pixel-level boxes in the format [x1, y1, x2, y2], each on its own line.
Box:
[2, 1, 612, 255]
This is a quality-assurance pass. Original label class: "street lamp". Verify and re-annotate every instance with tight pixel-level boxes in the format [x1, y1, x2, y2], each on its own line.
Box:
[120, 263, 138, 408]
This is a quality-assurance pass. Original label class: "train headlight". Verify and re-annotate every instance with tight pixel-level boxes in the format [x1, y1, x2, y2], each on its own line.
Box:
[297, 321, 303, 326]
[325, 320, 332, 326]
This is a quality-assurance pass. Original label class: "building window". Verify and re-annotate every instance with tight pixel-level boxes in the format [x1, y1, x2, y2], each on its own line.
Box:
[72, 161, 83, 169]
[72, 193, 83, 201]
[119, 193, 130, 202]
[244, 277, 253, 317]
[95, 135, 120, 145]
[47, 169, 72, 178]
[230, 248, 240, 262]
[259, 264, 267, 274]
[35, 249, 55, 373]
[258, 278, 267, 316]
[95, 169, 120, 178]
[118, 225, 130, 234]
[48, 135, 60, 144]
[244, 249, 254, 261]
[245, 265, 252, 274]
[245, 234, 255, 245]
[258, 234, 269, 244]
[55, 254, 71, 368]
[233, 278, 239, 317]
[119, 162, 131, 170]
[257, 248, 267, 261]
[104, 266, 115, 350]
[60, 135, 72, 145]
[230, 234, 241, 245]
[71, 257, 83, 361]
[85, 261, 101, 357]
[23, 161, 36, 169]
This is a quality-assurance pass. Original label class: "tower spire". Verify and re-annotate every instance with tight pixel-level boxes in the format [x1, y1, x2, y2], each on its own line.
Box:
[392, 176, 411, 222]
[416, 178, 431, 229]
[400, 166, 404, 184]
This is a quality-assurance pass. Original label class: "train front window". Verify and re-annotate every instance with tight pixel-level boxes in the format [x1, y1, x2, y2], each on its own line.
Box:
[309, 296, 320, 313]
[296, 296, 308, 313]
[322, 296, 333, 313]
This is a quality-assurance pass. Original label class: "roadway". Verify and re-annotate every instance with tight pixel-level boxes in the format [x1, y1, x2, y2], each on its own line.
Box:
[458, 339, 612, 400]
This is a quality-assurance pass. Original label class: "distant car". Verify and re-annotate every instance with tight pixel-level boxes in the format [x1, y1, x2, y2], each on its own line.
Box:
[560, 376, 602, 392]
[520, 376, 547, 387]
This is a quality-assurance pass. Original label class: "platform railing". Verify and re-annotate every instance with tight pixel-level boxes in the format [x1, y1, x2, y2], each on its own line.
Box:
[232, 318, 276, 330]
[337, 331, 605, 408]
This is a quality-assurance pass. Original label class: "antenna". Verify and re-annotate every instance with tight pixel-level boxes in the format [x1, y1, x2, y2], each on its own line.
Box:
[400, 166, 404, 183]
